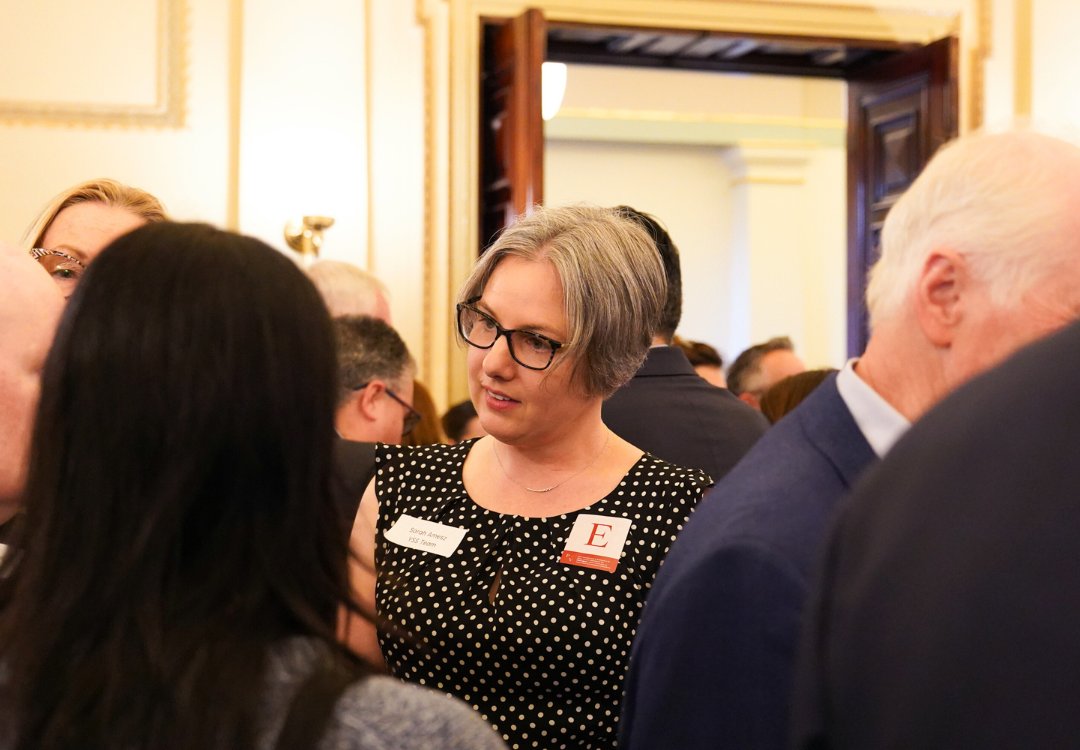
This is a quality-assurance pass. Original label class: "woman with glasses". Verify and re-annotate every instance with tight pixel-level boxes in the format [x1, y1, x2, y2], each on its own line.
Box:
[350, 205, 712, 749]
[23, 178, 166, 299]
[0, 223, 506, 750]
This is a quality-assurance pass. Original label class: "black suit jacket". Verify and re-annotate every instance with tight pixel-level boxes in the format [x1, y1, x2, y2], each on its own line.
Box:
[793, 319, 1080, 750]
[331, 438, 376, 524]
[603, 346, 768, 482]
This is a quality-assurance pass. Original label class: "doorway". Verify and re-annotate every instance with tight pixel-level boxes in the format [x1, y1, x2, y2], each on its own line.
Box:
[479, 12, 957, 362]
[423, 0, 968, 404]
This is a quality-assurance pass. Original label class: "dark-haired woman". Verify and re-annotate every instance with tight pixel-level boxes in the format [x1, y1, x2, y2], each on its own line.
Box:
[0, 222, 505, 750]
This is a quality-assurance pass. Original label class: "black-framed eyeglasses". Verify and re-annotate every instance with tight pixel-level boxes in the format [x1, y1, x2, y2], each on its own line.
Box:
[456, 298, 563, 371]
[30, 248, 86, 299]
[352, 382, 422, 436]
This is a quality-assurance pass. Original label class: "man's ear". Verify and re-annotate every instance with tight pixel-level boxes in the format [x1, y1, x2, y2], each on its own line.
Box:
[738, 391, 761, 410]
[914, 249, 965, 348]
[354, 380, 387, 421]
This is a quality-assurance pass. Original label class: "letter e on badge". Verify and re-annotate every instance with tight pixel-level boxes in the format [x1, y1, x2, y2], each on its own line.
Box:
[559, 514, 632, 572]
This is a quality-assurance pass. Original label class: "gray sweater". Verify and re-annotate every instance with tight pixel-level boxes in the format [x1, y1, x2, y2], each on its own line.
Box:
[258, 638, 507, 750]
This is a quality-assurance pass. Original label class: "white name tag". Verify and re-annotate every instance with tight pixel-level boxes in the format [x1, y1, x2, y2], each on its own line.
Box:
[385, 514, 467, 557]
[559, 514, 633, 572]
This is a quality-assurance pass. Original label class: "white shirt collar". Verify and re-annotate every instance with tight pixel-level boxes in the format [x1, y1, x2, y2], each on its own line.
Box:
[835, 358, 910, 458]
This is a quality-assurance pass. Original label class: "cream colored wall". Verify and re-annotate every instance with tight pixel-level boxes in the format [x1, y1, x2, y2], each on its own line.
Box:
[0, 0, 232, 240]
[1030, 0, 1080, 128]
[545, 139, 738, 358]
[237, 0, 368, 262]
[365, 0, 426, 369]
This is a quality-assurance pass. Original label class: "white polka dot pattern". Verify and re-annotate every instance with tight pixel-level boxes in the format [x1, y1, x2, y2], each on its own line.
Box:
[374, 441, 711, 750]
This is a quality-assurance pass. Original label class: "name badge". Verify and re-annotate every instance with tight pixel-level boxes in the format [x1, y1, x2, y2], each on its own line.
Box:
[559, 514, 633, 573]
[385, 514, 466, 557]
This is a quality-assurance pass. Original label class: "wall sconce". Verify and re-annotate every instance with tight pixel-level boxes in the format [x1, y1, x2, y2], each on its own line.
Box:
[284, 215, 335, 265]
[542, 62, 568, 121]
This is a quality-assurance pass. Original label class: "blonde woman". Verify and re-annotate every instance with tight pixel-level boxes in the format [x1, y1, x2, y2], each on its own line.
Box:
[24, 178, 166, 298]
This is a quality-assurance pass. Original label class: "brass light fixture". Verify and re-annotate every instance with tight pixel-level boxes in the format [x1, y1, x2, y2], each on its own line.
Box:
[284, 215, 335, 265]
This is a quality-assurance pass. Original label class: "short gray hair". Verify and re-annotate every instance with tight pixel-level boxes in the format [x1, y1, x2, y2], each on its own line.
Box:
[457, 204, 666, 398]
[332, 315, 414, 406]
[308, 260, 390, 319]
[867, 129, 1080, 328]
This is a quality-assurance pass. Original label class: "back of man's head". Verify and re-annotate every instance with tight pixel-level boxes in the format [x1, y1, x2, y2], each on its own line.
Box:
[859, 128, 1080, 421]
[867, 130, 1080, 329]
[727, 336, 805, 408]
[309, 260, 392, 322]
[617, 206, 681, 342]
[0, 244, 64, 515]
[332, 315, 414, 443]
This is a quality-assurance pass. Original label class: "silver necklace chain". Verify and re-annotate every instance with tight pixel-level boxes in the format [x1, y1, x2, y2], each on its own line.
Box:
[493, 432, 611, 493]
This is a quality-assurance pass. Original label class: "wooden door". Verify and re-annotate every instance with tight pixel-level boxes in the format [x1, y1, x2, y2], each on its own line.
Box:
[479, 8, 546, 254]
[846, 36, 958, 355]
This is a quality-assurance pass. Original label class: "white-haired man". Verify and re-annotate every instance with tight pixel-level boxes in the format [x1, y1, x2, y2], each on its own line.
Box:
[620, 129, 1080, 750]
[0, 243, 64, 543]
[308, 259, 392, 322]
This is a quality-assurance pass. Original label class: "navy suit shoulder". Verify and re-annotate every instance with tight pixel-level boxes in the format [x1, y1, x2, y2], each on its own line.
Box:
[603, 346, 768, 482]
[619, 375, 877, 750]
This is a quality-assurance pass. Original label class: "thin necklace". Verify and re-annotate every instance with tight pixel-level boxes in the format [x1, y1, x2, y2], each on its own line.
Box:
[493, 432, 612, 493]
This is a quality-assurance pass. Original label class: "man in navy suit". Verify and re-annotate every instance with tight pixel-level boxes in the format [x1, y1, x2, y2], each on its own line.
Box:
[793, 318, 1080, 749]
[619, 130, 1080, 750]
[603, 207, 767, 483]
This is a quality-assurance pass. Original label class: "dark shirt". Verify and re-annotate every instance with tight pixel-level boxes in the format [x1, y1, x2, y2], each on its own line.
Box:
[0, 515, 18, 548]
[331, 439, 376, 524]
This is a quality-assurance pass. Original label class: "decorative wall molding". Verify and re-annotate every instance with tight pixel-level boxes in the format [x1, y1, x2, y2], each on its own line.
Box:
[548, 107, 845, 148]
[225, 0, 244, 229]
[963, 0, 991, 129]
[1012, 0, 1032, 117]
[417, 0, 454, 394]
[471, 0, 957, 43]
[0, 0, 188, 128]
[722, 144, 813, 186]
[365, 0, 377, 273]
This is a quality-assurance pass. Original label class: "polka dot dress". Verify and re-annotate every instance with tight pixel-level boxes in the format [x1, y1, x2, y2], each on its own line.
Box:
[374, 440, 711, 750]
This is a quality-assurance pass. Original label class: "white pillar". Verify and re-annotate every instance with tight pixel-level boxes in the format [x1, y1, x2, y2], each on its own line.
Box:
[721, 144, 845, 368]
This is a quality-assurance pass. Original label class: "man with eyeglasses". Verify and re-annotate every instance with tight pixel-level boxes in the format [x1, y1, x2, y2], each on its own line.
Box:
[0, 242, 64, 551]
[330, 314, 420, 522]
[332, 315, 419, 445]
[331, 314, 419, 658]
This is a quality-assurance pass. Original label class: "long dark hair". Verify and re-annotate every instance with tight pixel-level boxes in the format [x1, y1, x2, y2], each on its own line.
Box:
[0, 222, 366, 750]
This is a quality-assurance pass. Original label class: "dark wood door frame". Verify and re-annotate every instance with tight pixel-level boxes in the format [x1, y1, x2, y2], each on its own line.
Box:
[846, 37, 958, 354]
[480, 10, 547, 252]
